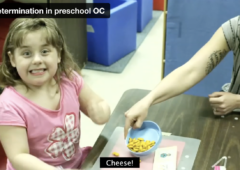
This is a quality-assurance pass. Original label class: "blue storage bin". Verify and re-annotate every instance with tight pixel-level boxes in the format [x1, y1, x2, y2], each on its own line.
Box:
[87, 0, 137, 66]
[130, 0, 153, 32]
[137, 0, 153, 32]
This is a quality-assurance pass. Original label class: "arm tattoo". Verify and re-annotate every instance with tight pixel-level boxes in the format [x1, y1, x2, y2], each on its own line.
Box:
[205, 50, 227, 75]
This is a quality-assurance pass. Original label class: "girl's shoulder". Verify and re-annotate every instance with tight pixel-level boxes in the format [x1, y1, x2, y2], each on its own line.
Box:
[60, 70, 83, 84]
[60, 70, 84, 96]
[0, 86, 23, 110]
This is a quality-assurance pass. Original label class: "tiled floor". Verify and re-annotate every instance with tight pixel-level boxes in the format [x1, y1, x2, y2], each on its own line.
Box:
[80, 13, 164, 147]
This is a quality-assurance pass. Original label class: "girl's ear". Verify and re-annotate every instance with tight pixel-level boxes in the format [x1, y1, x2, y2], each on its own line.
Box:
[58, 56, 61, 64]
[8, 51, 16, 67]
[57, 48, 62, 64]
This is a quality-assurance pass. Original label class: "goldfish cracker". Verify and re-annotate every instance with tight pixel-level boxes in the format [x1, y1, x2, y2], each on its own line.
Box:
[127, 137, 156, 152]
[133, 148, 139, 152]
[133, 138, 138, 143]
[112, 152, 119, 156]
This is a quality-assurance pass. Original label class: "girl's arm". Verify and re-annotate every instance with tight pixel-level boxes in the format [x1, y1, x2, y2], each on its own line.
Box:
[0, 125, 57, 170]
[78, 83, 111, 125]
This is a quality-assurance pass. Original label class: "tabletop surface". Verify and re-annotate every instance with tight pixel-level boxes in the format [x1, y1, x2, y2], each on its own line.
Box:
[81, 89, 240, 170]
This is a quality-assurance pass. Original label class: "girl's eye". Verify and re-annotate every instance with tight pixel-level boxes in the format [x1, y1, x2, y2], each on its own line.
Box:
[42, 49, 49, 54]
[23, 51, 31, 56]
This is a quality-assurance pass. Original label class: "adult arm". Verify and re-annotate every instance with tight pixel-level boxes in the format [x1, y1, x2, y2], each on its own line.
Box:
[146, 27, 230, 106]
[124, 26, 230, 138]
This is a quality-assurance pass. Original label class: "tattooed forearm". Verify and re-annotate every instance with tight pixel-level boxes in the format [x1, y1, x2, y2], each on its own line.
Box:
[205, 49, 227, 75]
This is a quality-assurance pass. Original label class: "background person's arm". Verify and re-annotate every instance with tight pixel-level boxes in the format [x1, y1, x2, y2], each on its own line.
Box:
[124, 27, 230, 138]
[144, 27, 230, 106]
[0, 125, 57, 170]
[124, 17, 239, 138]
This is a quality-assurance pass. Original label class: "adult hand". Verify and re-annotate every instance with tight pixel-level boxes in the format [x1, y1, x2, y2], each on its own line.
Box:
[209, 92, 240, 115]
[124, 99, 150, 139]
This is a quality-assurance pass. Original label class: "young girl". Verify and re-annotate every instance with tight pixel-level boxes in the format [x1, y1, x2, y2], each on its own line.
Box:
[0, 18, 111, 170]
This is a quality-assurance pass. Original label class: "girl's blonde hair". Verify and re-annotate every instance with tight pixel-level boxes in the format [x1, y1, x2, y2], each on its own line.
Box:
[0, 18, 82, 89]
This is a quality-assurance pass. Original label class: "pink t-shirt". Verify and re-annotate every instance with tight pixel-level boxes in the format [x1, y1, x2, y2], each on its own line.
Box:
[0, 71, 91, 170]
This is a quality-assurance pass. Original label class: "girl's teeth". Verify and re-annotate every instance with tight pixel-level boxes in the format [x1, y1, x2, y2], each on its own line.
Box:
[32, 69, 44, 73]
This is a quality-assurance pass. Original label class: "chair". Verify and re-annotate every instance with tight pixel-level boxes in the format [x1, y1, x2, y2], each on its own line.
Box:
[0, 142, 7, 170]
[87, 0, 137, 66]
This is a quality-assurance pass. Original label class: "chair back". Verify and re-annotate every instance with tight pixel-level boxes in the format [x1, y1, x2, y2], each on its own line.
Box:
[0, 142, 7, 170]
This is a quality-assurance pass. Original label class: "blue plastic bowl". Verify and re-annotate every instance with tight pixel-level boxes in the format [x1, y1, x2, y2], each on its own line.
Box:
[125, 121, 162, 157]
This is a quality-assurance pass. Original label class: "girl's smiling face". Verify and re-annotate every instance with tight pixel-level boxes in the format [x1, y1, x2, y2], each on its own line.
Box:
[8, 29, 61, 88]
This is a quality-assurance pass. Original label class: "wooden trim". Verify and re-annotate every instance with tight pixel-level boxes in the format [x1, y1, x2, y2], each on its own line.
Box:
[161, 0, 167, 79]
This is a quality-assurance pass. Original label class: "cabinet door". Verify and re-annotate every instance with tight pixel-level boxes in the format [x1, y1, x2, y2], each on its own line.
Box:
[50, 0, 87, 69]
